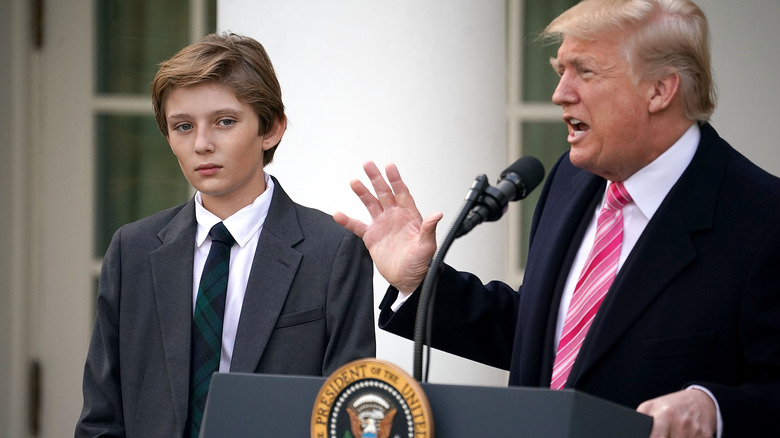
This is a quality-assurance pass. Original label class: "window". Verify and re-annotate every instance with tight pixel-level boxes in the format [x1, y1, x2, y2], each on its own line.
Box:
[506, 0, 577, 281]
[92, 0, 217, 281]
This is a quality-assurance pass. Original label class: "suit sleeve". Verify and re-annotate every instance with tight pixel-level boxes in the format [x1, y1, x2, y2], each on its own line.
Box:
[378, 264, 520, 370]
[75, 229, 126, 437]
[374, 156, 572, 372]
[321, 230, 376, 375]
[699, 220, 780, 436]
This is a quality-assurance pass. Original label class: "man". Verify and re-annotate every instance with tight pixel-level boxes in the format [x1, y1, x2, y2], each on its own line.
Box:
[334, 1, 780, 436]
[77, 33, 375, 437]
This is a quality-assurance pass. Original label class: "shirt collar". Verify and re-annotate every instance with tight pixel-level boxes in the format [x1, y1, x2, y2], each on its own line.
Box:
[620, 123, 700, 220]
[194, 172, 275, 248]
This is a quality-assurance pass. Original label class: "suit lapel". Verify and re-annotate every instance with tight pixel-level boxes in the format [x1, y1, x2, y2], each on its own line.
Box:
[229, 179, 304, 372]
[149, 200, 197, 430]
[569, 204, 697, 384]
[513, 158, 605, 386]
[568, 124, 726, 386]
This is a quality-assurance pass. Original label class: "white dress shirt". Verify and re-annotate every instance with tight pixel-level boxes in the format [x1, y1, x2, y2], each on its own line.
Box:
[192, 172, 274, 373]
[554, 123, 701, 348]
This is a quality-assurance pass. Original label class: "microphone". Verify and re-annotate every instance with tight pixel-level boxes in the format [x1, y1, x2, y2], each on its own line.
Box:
[455, 156, 545, 238]
[414, 156, 545, 380]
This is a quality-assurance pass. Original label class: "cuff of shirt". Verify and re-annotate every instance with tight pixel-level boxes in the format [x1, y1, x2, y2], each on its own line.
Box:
[686, 385, 723, 438]
[390, 289, 413, 312]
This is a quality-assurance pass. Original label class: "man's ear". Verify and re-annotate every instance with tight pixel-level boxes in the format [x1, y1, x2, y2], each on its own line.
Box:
[262, 116, 287, 151]
[648, 71, 681, 114]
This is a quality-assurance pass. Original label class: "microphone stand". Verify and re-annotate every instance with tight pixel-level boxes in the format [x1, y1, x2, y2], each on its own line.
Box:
[412, 174, 489, 382]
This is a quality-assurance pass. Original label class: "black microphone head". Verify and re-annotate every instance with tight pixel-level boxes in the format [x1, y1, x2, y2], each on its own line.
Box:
[500, 156, 545, 201]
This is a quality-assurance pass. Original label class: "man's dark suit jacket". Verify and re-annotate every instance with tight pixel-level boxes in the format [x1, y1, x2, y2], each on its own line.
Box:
[380, 124, 780, 436]
[76, 177, 376, 437]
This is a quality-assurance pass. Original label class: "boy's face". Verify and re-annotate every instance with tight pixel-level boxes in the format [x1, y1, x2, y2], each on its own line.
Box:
[164, 82, 282, 216]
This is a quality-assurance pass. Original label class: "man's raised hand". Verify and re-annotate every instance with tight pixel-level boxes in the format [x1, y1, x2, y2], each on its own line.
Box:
[334, 162, 443, 295]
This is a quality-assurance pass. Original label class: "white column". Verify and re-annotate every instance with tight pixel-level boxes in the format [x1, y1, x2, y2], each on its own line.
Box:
[219, 0, 509, 385]
[698, 0, 780, 176]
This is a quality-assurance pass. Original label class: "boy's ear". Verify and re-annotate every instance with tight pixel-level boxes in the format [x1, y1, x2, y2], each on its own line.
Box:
[262, 116, 287, 151]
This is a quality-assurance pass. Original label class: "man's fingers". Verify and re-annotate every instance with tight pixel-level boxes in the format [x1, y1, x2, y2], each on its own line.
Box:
[363, 161, 398, 209]
[385, 163, 424, 220]
[384, 163, 405, 192]
[333, 212, 368, 238]
[349, 178, 386, 219]
[420, 212, 444, 238]
[637, 389, 716, 438]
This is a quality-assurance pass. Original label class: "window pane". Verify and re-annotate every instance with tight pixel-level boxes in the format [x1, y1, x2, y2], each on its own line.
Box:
[521, 0, 578, 102]
[94, 115, 190, 256]
[206, 0, 218, 32]
[519, 121, 570, 265]
[96, 0, 191, 94]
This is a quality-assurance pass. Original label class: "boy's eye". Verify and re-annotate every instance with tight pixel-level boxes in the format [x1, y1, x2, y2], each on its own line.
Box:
[219, 119, 235, 127]
[174, 123, 193, 132]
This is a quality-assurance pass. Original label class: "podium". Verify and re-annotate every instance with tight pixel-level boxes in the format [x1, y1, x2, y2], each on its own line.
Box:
[200, 372, 652, 437]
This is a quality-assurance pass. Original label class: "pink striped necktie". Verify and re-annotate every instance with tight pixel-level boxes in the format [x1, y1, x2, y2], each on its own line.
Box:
[551, 181, 633, 390]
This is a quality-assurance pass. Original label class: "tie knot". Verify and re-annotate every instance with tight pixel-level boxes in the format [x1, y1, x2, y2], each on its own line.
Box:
[604, 182, 632, 211]
[209, 222, 235, 246]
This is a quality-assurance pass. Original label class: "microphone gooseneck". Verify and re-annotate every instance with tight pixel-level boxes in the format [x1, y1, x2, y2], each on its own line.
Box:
[455, 156, 545, 238]
[412, 156, 545, 382]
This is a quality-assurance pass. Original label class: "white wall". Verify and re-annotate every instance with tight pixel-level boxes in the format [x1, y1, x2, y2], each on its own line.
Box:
[698, 0, 780, 176]
[218, 0, 510, 386]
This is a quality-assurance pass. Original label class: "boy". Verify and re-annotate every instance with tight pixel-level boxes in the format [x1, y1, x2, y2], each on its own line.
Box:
[76, 33, 375, 437]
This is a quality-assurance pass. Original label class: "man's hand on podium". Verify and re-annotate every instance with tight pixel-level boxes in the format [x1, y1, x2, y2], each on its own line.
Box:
[637, 388, 717, 438]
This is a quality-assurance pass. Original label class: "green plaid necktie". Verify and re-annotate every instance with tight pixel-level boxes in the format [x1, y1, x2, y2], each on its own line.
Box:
[187, 222, 234, 437]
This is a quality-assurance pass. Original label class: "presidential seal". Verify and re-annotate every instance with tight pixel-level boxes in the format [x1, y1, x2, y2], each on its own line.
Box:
[311, 359, 433, 438]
